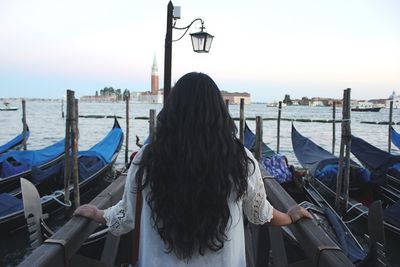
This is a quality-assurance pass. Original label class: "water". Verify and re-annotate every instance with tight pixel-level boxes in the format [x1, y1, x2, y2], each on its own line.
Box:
[0, 101, 399, 266]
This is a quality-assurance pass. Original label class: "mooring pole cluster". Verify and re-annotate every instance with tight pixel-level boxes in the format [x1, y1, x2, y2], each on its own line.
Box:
[63, 89, 80, 208]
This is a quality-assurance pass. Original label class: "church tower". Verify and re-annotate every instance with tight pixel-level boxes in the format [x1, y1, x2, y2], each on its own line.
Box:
[151, 54, 159, 94]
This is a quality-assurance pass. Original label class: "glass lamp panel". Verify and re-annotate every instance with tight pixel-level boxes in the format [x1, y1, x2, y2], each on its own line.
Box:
[190, 32, 214, 53]
[204, 34, 214, 52]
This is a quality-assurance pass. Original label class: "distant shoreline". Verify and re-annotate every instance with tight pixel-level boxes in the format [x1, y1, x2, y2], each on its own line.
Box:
[0, 97, 268, 104]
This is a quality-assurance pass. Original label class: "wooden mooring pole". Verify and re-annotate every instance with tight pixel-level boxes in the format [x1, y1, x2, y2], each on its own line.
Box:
[342, 89, 351, 214]
[125, 94, 130, 165]
[61, 98, 65, 118]
[239, 98, 245, 144]
[64, 90, 73, 206]
[388, 100, 393, 153]
[335, 88, 351, 214]
[72, 98, 80, 207]
[255, 116, 263, 160]
[225, 99, 229, 111]
[277, 101, 282, 154]
[22, 99, 27, 150]
[332, 101, 336, 154]
[149, 109, 156, 142]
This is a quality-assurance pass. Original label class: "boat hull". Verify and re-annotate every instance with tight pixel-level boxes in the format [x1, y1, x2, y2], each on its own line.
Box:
[351, 107, 381, 112]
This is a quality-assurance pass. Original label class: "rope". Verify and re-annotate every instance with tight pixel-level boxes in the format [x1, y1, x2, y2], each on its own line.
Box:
[342, 211, 368, 224]
[345, 202, 363, 213]
[41, 190, 72, 207]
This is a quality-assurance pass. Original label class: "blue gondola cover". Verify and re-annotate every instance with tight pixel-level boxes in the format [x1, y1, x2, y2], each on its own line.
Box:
[292, 125, 373, 187]
[351, 135, 400, 172]
[243, 124, 276, 158]
[86, 127, 123, 164]
[0, 131, 30, 154]
[244, 124, 256, 149]
[30, 125, 123, 184]
[0, 119, 123, 233]
[391, 127, 400, 150]
[0, 139, 65, 178]
[292, 125, 340, 176]
[0, 193, 23, 217]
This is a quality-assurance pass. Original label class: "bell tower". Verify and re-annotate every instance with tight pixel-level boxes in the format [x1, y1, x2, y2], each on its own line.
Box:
[151, 54, 159, 94]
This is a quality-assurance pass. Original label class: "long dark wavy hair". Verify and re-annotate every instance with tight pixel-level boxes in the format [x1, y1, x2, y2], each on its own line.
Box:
[135, 72, 253, 260]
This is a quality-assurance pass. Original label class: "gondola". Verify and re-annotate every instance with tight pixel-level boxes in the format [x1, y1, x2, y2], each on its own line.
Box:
[244, 124, 276, 158]
[244, 124, 371, 264]
[0, 137, 65, 193]
[391, 126, 400, 150]
[351, 135, 400, 184]
[0, 118, 123, 233]
[350, 134, 400, 200]
[291, 125, 400, 237]
[351, 134, 400, 179]
[0, 128, 30, 155]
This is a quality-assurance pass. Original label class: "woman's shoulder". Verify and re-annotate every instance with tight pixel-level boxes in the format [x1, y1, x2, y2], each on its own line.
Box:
[132, 144, 148, 164]
[243, 147, 256, 161]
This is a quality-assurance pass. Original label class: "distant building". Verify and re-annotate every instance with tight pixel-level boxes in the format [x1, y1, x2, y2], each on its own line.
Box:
[132, 54, 163, 104]
[298, 97, 310, 106]
[151, 55, 160, 95]
[81, 55, 251, 104]
[286, 97, 340, 107]
[129, 92, 141, 103]
[221, 91, 251, 104]
[310, 97, 337, 107]
[138, 91, 164, 104]
[80, 95, 117, 102]
[266, 101, 287, 107]
[309, 100, 324, 107]
[386, 90, 400, 108]
[350, 99, 359, 108]
[368, 98, 386, 108]
[354, 101, 374, 108]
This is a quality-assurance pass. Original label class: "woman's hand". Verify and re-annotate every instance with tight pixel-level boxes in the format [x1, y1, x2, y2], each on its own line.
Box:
[73, 204, 106, 225]
[287, 205, 312, 223]
[270, 205, 312, 226]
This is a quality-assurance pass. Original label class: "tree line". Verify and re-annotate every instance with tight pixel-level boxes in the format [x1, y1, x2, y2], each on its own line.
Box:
[283, 94, 336, 106]
[95, 87, 130, 101]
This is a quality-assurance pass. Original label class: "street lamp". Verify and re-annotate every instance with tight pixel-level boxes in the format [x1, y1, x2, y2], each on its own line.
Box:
[190, 27, 214, 53]
[163, 1, 214, 104]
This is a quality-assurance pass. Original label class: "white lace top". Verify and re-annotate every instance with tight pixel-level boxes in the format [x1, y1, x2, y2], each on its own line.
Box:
[103, 146, 274, 267]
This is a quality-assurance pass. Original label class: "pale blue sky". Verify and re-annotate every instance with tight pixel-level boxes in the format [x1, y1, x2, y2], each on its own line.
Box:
[0, 0, 399, 102]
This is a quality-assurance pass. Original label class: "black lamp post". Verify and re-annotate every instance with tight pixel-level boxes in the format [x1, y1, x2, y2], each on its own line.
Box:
[163, 1, 214, 104]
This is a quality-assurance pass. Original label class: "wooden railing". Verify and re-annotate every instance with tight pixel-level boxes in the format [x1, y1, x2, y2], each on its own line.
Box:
[261, 165, 354, 266]
[19, 175, 126, 267]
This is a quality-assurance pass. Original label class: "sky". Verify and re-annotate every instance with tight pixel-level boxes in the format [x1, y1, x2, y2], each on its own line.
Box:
[0, 0, 399, 102]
